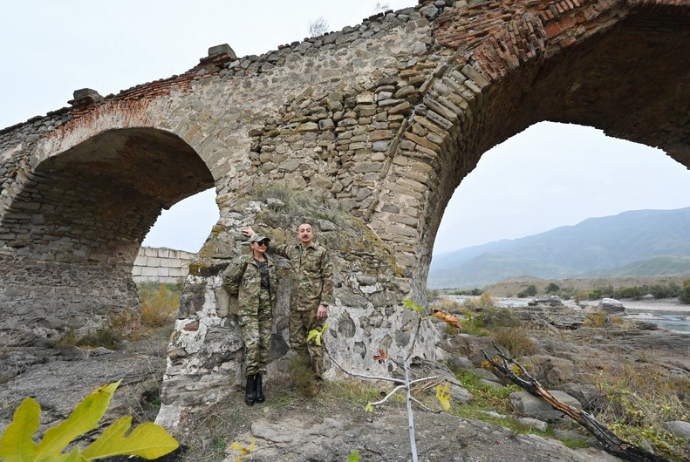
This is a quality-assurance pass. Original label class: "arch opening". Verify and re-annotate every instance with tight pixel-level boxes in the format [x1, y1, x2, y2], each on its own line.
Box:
[0, 127, 215, 331]
[416, 8, 690, 290]
[428, 122, 690, 289]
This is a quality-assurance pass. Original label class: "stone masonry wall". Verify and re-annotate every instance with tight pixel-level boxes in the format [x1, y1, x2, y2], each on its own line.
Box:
[132, 247, 197, 284]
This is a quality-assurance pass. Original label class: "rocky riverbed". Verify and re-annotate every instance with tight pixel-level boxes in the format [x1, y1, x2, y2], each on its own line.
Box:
[1, 300, 689, 461]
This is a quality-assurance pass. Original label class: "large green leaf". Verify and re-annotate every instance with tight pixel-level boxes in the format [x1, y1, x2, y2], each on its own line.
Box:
[81, 416, 179, 460]
[0, 398, 41, 462]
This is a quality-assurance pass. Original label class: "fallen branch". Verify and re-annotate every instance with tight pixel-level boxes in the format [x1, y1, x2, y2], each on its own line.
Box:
[482, 342, 671, 462]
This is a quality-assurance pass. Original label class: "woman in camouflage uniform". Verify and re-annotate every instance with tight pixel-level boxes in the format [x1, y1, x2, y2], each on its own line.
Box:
[223, 234, 277, 406]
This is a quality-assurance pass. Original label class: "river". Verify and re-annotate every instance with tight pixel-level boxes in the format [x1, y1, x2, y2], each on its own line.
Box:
[444, 295, 690, 334]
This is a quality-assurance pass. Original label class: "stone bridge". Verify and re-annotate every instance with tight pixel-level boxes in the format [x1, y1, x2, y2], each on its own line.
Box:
[1, 0, 689, 419]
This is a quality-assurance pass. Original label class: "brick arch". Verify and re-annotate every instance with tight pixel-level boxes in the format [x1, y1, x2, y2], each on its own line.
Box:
[0, 127, 214, 330]
[367, 0, 690, 289]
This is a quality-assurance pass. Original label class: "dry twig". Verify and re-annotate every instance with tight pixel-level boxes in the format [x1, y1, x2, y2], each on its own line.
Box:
[482, 342, 671, 462]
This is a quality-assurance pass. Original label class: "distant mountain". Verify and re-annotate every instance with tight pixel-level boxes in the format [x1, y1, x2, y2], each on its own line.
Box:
[428, 207, 690, 288]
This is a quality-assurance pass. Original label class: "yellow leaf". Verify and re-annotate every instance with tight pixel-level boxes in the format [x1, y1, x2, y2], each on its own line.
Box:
[35, 381, 121, 460]
[307, 329, 322, 346]
[0, 380, 178, 462]
[365, 402, 374, 412]
[307, 324, 329, 346]
[436, 382, 451, 411]
[229, 442, 249, 455]
[81, 417, 178, 459]
[0, 398, 41, 462]
[229, 435, 255, 457]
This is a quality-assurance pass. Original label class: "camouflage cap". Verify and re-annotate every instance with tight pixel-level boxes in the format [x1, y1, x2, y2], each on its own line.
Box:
[249, 234, 270, 244]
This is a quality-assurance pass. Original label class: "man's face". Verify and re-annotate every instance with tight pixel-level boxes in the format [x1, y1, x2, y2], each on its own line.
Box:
[298, 224, 314, 245]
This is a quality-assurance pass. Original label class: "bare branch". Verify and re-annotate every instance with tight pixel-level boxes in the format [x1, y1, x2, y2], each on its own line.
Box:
[371, 385, 407, 406]
[482, 342, 672, 462]
[308, 17, 329, 37]
[325, 346, 406, 385]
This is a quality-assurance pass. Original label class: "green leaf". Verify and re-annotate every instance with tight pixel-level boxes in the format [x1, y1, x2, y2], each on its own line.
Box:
[35, 381, 121, 461]
[0, 397, 41, 462]
[402, 299, 423, 313]
[348, 450, 360, 462]
[82, 416, 178, 460]
[365, 402, 374, 412]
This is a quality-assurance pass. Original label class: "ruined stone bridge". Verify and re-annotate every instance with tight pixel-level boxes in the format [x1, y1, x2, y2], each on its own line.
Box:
[1, 0, 689, 416]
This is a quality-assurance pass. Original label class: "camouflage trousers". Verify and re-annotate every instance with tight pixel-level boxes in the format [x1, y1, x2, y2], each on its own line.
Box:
[289, 308, 325, 381]
[239, 288, 273, 377]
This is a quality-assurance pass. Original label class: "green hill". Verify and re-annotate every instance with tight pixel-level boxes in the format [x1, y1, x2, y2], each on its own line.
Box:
[428, 207, 690, 288]
[581, 255, 690, 278]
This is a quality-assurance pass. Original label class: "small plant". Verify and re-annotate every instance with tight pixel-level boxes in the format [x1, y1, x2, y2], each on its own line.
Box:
[492, 327, 537, 358]
[288, 353, 317, 398]
[138, 282, 180, 328]
[0, 380, 178, 461]
[308, 16, 329, 37]
[583, 311, 607, 328]
[318, 299, 452, 462]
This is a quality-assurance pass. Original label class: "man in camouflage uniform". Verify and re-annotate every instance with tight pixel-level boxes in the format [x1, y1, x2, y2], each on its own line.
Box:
[242, 222, 333, 392]
[223, 234, 277, 405]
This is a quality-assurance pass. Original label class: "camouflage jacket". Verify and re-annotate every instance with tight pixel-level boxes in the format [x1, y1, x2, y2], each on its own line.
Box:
[269, 242, 334, 312]
[223, 254, 277, 313]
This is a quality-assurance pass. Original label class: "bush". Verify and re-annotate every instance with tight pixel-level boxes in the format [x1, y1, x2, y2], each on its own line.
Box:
[492, 327, 537, 358]
[545, 283, 560, 294]
[679, 279, 690, 304]
[517, 284, 537, 298]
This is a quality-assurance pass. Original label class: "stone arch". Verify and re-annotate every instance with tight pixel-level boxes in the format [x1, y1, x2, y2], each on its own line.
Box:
[0, 127, 215, 332]
[368, 0, 690, 289]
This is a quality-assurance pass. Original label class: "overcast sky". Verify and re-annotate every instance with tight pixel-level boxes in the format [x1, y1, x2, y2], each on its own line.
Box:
[3, 1, 690, 256]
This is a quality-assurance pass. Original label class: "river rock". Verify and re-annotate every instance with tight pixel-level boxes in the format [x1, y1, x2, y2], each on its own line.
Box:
[662, 420, 690, 439]
[599, 298, 625, 314]
[510, 390, 582, 422]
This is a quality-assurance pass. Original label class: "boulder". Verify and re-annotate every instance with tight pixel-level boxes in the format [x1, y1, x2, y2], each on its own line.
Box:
[599, 298, 625, 314]
[662, 420, 690, 440]
[510, 390, 582, 422]
[527, 354, 576, 384]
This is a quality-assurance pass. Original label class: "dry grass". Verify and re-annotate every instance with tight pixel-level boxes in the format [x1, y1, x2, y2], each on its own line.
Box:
[491, 327, 537, 358]
[577, 360, 690, 461]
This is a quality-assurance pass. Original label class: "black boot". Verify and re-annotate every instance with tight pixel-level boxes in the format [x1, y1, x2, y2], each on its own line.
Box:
[255, 373, 265, 403]
[245, 375, 256, 406]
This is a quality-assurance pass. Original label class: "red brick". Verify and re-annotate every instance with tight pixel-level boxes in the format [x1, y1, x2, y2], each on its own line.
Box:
[544, 22, 562, 38]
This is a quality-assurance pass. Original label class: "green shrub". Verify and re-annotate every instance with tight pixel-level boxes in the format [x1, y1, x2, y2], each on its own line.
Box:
[545, 283, 560, 294]
[517, 284, 537, 298]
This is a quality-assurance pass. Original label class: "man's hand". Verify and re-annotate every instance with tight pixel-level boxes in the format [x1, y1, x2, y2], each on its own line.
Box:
[241, 226, 255, 238]
[317, 304, 328, 320]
